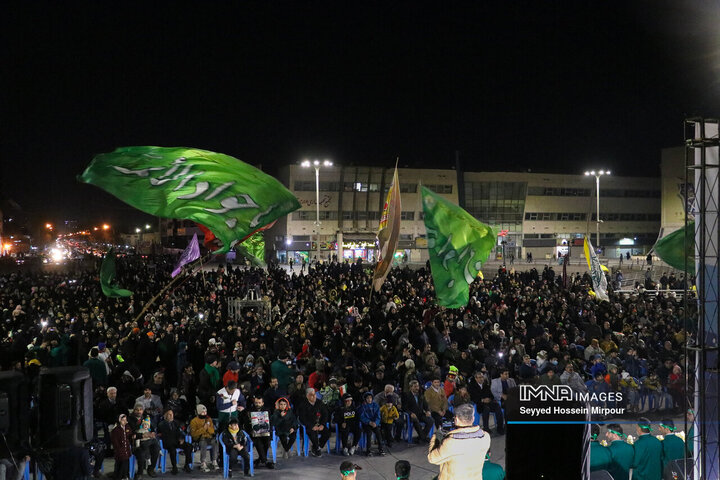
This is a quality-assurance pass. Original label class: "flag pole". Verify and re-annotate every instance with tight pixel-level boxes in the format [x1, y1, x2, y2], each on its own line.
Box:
[132, 251, 212, 324]
[369, 157, 400, 304]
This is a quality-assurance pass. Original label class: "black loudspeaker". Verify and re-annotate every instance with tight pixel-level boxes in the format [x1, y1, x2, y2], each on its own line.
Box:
[38, 366, 93, 449]
[504, 386, 587, 480]
[0, 371, 29, 449]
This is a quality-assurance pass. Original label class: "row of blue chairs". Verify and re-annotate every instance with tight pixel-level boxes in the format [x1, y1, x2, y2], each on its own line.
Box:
[23, 415, 439, 480]
[22, 432, 255, 480]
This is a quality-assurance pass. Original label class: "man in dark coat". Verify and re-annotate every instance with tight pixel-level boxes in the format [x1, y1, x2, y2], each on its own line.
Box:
[402, 380, 432, 443]
[467, 371, 505, 435]
[297, 388, 330, 457]
[157, 409, 193, 474]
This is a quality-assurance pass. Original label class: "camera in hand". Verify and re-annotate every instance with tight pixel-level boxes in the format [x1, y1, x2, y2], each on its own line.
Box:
[440, 418, 455, 435]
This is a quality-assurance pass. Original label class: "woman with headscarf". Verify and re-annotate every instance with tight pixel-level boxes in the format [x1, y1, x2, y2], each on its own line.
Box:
[110, 413, 133, 480]
[270, 397, 298, 459]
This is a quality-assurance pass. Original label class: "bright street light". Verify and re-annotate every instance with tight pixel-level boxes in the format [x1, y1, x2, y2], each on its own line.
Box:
[301, 158, 333, 261]
[135, 228, 141, 233]
[102, 224, 110, 230]
[145, 224, 151, 230]
[585, 169, 611, 253]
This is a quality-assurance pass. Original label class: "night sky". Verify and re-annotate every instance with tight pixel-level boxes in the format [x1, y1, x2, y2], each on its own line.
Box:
[2, 1, 720, 228]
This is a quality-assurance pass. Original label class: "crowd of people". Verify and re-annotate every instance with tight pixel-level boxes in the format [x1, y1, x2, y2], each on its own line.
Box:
[0, 251, 696, 479]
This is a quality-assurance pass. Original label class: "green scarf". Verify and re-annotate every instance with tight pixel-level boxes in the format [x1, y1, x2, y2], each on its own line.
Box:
[204, 363, 220, 389]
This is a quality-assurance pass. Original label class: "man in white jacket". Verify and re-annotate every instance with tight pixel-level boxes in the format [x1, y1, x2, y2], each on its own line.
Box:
[427, 403, 490, 479]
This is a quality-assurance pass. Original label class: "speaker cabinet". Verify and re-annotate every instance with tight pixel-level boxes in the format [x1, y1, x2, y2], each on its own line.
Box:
[0, 371, 29, 449]
[38, 367, 93, 449]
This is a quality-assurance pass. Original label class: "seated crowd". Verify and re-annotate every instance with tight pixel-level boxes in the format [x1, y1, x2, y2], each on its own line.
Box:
[0, 253, 694, 478]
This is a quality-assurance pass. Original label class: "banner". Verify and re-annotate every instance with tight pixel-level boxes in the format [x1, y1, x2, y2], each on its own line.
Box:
[79, 146, 300, 253]
[100, 248, 133, 297]
[372, 166, 402, 292]
[583, 237, 609, 301]
[171, 233, 200, 277]
[421, 186, 495, 308]
[653, 222, 695, 274]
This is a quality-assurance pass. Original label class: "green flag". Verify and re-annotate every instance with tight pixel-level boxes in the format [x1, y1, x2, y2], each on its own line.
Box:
[236, 231, 266, 267]
[421, 186, 496, 308]
[79, 146, 300, 254]
[100, 248, 133, 297]
[653, 222, 695, 274]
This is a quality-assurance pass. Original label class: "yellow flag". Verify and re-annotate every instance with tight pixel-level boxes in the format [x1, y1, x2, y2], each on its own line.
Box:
[372, 166, 401, 292]
[584, 237, 609, 301]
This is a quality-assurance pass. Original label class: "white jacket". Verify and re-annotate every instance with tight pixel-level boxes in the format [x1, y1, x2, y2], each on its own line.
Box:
[427, 425, 490, 480]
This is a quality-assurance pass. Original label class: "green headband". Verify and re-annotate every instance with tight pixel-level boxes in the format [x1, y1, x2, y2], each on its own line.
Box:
[660, 424, 677, 432]
[341, 470, 355, 476]
[608, 429, 626, 438]
[639, 424, 653, 432]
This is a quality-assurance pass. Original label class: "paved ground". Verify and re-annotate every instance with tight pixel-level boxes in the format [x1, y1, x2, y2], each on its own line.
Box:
[99, 433, 506, 480]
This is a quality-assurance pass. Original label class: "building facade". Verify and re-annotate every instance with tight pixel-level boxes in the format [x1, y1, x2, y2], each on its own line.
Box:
[267, 165, 458, 263]
[267, 165, 661, 263]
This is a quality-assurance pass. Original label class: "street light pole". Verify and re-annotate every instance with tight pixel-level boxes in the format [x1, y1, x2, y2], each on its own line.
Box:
[595, 174, 600, 250]
[302, 159, 333, 263]
[314, 164, 320, 261]
[584, 169, 610, 255]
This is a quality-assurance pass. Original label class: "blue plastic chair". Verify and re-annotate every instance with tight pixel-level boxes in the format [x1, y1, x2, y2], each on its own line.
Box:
[300, 424, 332, 456]
[270, 428, 278, 463]
[159, 438, 192, 473]
[220, 432, 254, 478]
[334, 423, 361, 453]
[404, 412, 434, 443]
[269, 427, 300, 462]
[334, 423, 343, 453]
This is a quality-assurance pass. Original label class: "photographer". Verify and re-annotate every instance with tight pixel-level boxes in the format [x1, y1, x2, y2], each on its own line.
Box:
[427, 403, 490, 480]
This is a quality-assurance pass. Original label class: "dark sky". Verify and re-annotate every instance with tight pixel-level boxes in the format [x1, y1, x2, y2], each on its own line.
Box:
[2, 1, 720, 228]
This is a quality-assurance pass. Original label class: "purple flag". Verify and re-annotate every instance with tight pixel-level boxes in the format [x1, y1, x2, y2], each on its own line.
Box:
[172, 234, 201, 277]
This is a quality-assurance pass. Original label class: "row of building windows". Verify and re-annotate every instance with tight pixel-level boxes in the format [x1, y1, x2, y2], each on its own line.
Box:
[292, 211, 417, 221]
[591, 213, 661, 221]
[527, 186, 660, 198]
[524, 212, 661, 222]
[284, 234, 416, 243]
[465, 181, 528, 201]
[294, 181, 453, 194]
[464, 182, 527, 229]
[293, 180, 658, 199]
[525, 212, 587, 221]
[523, 233, 657, 240]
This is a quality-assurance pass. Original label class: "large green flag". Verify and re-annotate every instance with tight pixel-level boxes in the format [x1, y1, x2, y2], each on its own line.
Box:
[653, 222, 695, 275]
[79, 146, 300, 254]
[236, 231, 266, 267]
[421, 186, 496, 308]
[100, 248, 133, 297]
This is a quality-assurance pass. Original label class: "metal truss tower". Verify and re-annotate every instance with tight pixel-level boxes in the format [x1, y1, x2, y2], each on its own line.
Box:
[685, 118, 720, 479]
